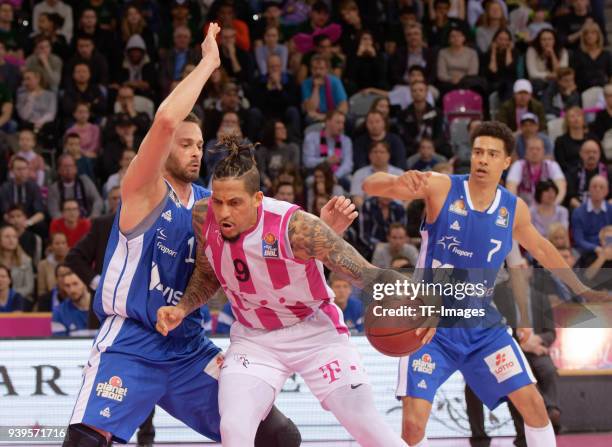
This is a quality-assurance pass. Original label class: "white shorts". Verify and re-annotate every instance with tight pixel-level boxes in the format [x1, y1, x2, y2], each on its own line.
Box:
[221, 304, 369, 403]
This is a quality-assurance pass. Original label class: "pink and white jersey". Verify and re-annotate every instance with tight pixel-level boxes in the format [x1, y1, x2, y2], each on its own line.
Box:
[202, 197, 346, 332]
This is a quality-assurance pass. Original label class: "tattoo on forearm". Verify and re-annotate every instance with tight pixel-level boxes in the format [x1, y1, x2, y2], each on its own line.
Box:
[179, 198, 220, 313]
[288, 210, 376, 287]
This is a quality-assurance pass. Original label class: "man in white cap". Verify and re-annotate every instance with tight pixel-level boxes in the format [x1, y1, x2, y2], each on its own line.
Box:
[497, 79, 546, 132]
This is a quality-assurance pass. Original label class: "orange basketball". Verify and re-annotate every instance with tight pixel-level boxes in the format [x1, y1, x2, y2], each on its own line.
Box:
[364, 295, 440, 357]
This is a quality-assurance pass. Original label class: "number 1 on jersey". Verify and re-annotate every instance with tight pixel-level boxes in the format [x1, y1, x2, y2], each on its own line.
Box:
[487, 239, 502, 262]
[186, 236, 195, 263]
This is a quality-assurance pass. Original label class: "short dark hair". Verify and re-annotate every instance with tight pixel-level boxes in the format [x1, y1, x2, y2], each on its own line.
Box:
[10, 155, 28, 169]
[534, 180, 559, 203]
[407, 65, 426, 77]
[0, 264, 12, 285]
[6, 204, 26, 215]
[62, 198, 80, 210]
[388, 222, 407, 235]
[369, 140, 390, 154]
[470, 121, 515, 156]
[311, 0, 330, 13]
[183, 111, 201, 127]
[211, 134, 260, 195]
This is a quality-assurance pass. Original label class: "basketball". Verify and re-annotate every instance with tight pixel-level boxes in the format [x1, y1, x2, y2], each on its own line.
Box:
[364, 294, 440, 357]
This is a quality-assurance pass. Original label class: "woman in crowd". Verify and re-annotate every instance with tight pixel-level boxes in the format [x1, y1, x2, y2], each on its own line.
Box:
[529, 180, 569, 238]
[0, 264, 27, 312]
[36, 232, 69, 299]
[344, 30, 386, 94]
[484, 28, 518, 101]
[24, 36, 62, 92]
[256, 119, 300, 193]
[16, 69, 57, 132]
[475, 0, 507, 54]
[572, 22, 612, 92]
[119, 4, 156, 62]
[0, 225, 34, 304]
[554, 106, 597, 168]
[306, 162, 344, 214]
[526, 29, 568, 95]
[436, 27, 479, 94]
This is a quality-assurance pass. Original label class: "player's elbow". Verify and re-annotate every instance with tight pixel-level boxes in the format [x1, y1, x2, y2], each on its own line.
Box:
[153, 110, 179, 132]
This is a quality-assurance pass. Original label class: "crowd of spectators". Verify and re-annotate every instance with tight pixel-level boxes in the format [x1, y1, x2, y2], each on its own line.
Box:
[0, 0, 610, 343]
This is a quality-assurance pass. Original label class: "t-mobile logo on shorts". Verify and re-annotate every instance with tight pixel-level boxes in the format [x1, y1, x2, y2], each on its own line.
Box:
[319, 360, 342, 384]
[484, 346, 523, 383]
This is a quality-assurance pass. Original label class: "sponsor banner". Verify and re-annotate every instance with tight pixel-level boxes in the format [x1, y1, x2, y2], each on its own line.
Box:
[0, 338, 516, 443]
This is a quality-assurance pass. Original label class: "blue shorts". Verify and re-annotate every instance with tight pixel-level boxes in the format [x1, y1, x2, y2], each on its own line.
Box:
[68, 316, 223, 443]
[396, 326, 536, 410]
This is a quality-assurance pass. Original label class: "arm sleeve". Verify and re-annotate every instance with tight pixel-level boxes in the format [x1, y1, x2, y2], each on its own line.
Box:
[83, 177, 104, 217]
[302, 133, 322, 169]
[506, 161, 523, 184]
[571, 208, 598, 253]
[336, 137, 353, 179]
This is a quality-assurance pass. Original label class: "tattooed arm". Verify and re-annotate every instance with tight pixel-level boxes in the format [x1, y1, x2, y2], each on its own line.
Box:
[156, 197, 221, 336]
[289, 209, 381, 288]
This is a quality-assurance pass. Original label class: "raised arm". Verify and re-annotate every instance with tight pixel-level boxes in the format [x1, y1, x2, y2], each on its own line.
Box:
[156, 198, 221, 336]
[363, 170, 449, 202]
[121, 24, 221, 229]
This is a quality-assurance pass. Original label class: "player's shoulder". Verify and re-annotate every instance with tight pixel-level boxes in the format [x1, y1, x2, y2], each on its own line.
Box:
[263, 196, 301, 215]
[193, 184, 211, 199]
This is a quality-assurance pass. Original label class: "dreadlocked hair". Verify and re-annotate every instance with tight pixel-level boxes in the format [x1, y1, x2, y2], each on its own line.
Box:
[211, 133, 261, 194]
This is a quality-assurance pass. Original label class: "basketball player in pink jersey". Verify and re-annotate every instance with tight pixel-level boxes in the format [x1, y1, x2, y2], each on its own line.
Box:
[157, 136, 414, 446]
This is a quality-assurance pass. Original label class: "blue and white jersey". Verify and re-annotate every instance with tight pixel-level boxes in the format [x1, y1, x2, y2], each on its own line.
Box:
[93, 183, 210, 338]
[418, 174, 516, 330]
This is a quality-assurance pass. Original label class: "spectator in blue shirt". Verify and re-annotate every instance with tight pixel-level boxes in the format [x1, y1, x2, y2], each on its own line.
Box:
[571, 175, 612, 256]
[301, 54, 348, 124]
[0, 264, 26, 312]
[216, 301, 234, 335]
[51, 271, 89, 335]
[329, 273, 364, 333]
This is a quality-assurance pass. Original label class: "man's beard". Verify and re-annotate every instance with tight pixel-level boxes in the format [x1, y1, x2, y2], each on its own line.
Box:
[165, 156, 199, 183]
[221, 232, 241, 243]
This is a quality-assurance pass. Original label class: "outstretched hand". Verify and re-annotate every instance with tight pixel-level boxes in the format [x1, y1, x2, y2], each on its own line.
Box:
[320, 195, 358, 235]
[202, 23, 221, 68]
[156, 306, 187, 336]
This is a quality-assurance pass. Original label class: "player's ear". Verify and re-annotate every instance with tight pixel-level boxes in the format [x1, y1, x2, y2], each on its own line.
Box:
[503, 154, 512, 171]
[254, 190, 264, 206]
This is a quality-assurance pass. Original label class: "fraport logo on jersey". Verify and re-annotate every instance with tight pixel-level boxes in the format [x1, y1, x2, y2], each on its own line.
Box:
[449, 199, 468, 216]
[436, 236, 474, 258]
[412, 353, 436, 375]
[262, 232, 279, 258]
[96, 376, 128, 402]
[495, 207, 509, 228]
[484, 346, 523, 383]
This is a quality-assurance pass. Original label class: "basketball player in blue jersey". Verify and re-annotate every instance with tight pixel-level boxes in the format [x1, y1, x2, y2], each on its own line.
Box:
[363, 121, 609, 447]
[61, 24, 302, 447]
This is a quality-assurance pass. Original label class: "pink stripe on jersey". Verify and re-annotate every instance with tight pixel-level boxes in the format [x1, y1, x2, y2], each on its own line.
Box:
[279, 205, 301, 259]
[231, 305, 253, 328]
[262, 210, 290, 289]
[320, 302, 349, 335]
[305, 261, 329, 300]
[254, 306, 284, 330]
[286, 301, 315, 320]
[229, 242, 256, 294]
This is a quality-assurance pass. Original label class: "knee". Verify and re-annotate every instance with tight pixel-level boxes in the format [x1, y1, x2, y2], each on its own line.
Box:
[402, 413, 426, 443]
[521, 391, 549, 426]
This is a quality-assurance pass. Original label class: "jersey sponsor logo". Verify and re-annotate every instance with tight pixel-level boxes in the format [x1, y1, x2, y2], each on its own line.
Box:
[96, 376, 128, 402]
[436, 236, 474, 258]
[417, 379, 427, 389]
[100, 407, 111, 418]
[161, 210, 172, 222]
[450, 220, 461, 231]
[262, 232, 279, 258]
[156, 227, 168, 241]
[484, 346, 523, 383]
[156, 241, 178, 257]
[412, 353, 436, 374]
[149, 262, 184, 305]
[319, 360, 342, 384]
[449, 199, 468, 216]
[495, 207, 509, 228]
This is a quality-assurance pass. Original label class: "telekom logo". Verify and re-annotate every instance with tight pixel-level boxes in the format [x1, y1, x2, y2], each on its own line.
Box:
[319, 360, 342, 384]
[495, 353, 506, 366]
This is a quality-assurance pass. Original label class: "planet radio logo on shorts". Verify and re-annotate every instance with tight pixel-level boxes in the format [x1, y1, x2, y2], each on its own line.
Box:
[449, 199, 468, 216]
[495, 207, 510, 228]
[412, 353, 436, 375]
[262, 232, 279, 258]
[96, 375, 128, 402]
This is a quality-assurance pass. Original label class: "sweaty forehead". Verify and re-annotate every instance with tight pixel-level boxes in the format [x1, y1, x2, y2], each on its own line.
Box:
[211, 178, 249, 199]
[174, 121, 203, 141]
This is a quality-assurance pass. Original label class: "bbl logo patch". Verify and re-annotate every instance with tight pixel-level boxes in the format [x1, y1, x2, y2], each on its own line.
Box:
[495, 207, 509, 228]
[262, 232, 279, 258]
[449, 199, 468, 216]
